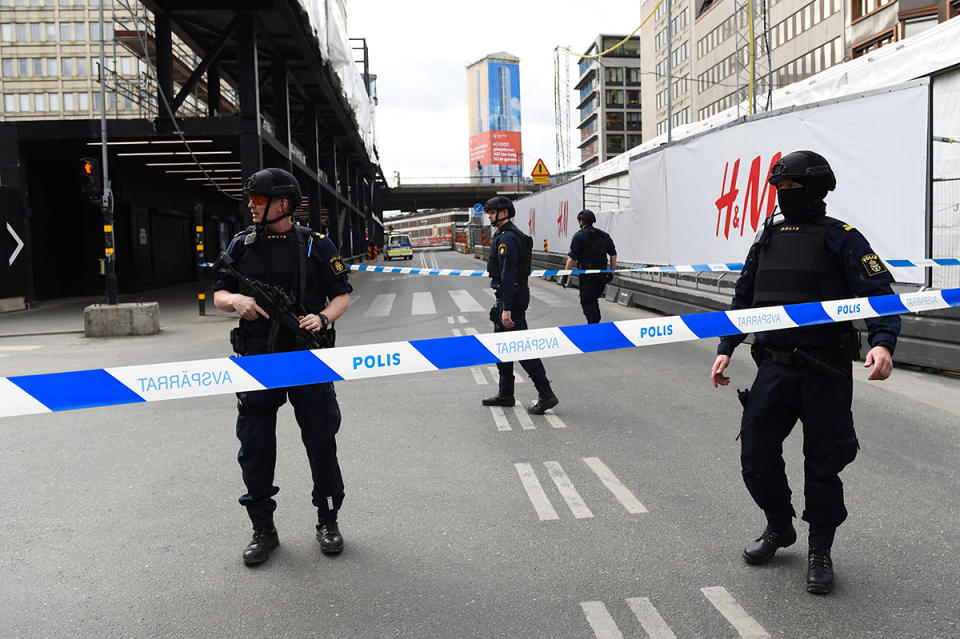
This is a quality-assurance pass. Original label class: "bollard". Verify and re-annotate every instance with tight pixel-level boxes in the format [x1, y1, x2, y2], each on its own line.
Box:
[198, 292, 206, 316]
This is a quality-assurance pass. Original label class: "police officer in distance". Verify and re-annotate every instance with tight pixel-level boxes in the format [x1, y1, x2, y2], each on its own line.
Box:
[563, 209, 617, 323]
[709, 150, 900, 595]
[213, 167, 352, 566]
[481, 195, 559, 415]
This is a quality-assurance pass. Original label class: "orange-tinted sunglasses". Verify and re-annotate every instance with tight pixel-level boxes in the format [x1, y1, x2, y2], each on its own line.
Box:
[247, 193, 269, 206]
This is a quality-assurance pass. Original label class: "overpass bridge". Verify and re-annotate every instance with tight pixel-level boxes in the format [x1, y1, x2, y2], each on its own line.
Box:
[382, 181, 533, 212]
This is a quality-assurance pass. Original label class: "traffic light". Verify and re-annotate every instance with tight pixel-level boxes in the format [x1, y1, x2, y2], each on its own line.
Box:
[78, 157, 102, 202]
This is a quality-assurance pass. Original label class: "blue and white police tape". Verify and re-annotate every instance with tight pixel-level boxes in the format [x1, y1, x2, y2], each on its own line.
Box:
[2, 287, 958, 419]
[348, 258, 960, 278]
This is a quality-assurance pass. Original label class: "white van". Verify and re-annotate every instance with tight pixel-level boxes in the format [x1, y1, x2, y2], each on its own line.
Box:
[384, 234, 413, 260]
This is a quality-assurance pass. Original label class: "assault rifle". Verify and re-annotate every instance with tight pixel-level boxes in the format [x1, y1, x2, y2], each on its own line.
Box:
[214, 252, 335, 351]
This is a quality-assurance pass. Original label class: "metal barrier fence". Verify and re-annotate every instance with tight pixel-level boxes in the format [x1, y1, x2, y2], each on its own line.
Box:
[933, 177, 960, 289]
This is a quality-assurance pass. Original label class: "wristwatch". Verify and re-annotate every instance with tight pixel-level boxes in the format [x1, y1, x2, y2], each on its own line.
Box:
[318, 313, 330, 329]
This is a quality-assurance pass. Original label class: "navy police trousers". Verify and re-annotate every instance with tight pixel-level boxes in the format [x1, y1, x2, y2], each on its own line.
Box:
[739, 360, 858, 533]
[578, 274, 605, 324]
[493, 288, 550, 396]
[235, 381, 344, 527]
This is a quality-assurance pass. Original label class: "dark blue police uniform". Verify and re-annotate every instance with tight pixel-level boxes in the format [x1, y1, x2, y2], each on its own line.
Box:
[719, 214, 899, 548]
[568, 225, 617, 323]
[213, 226, 352, 528]
[488, 220, 551, 398]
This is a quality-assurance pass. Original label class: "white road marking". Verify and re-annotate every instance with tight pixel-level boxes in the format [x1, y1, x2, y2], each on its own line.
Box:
[490, 406, 510, 431]
[514, 462, 559, 521]
[583, 457, 648, 514]
[457, 315, 468, 323]
[544, 461, 594, 519]
[411, 292, 436, 315]
[512, 402, 535, 430]
[446, 316, 455, 324]
[625, 597, 677, 639]
[451, 328, 463, 336]
[471, 367, 487, 385]
[463, 327, 479, 336]
[0, 345, 42, 351]
[580, 601, 624, 639]
[701, 587, 771, 639]
[482, 288, 496, 299]
[449, 289, 485, 312]
[366, 293, 396, 317]
[544, 413, 567, 429]
[529, 288, 566, 307]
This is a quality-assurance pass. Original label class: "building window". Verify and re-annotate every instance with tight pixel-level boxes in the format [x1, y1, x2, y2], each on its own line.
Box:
[60, 23, 71, 40]
[18, 58, 28, 76]
[45, 22, 55, 40]
[32, 58, 42, 75]
[852, 0, 893, 21]
[626, 68, 642, 85]
[19, 94, 31, 112]
[30, 22, 41, 41]
[34, 93, 44, 111]
[626, 89, 641, 106]
[4, 94, 16, 112]
[606, 112, 624, 131]
[852, 28, 895, 58]
[46, 58, 57, 75]
[627, 134, 642, 148]
[605, 67, 624, 84]
[15, 23, 26, 40]
[606, 89, 624, 107]
[606, 134, 625, 154]
[74, 22, 85, 40]
[76, 57, 87, 75]
[62, 58, 74, 75]
[900, 11, 938, 38]
[1, 59, 13, 77]
[47, 92, 58, 110]
[64, 93, 75, 110]
[80, 92, 91, 110]
[1, 24, 12, 41]
[626, 111, 642, 131]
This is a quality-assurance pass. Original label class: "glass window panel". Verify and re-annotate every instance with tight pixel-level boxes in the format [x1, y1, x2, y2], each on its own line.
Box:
[61, 58, 73, 75]
[4, 94, 16, 112]
[20, 94, 31, 111]
[61, 23, 71, 40]
[16, 23, 26, 40]
[805, 6, 812, 29]
[46, 58, 57, 75]
[0, 24, 11, 41]
[76, 57, 86, 75]
[45, 22, 55, 39]
[90, 21, 99, 40]
[1, 59, 12, 76]
[31, 22, 41, 41]
[814, 1, 821, 22]
[32, 58, 42, 75]
[34, 94, 44, 110]
[18, 58, 28, 75]
[47, 92, 58, 110]
[74, 22, 85, 39]
[79, 92, 90, 110]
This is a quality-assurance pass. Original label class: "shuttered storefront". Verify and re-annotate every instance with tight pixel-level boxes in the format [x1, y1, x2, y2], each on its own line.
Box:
[151, 213, 189, 285]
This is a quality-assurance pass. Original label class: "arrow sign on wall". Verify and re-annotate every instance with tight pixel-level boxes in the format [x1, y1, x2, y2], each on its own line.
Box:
[7, 222, 23, 266]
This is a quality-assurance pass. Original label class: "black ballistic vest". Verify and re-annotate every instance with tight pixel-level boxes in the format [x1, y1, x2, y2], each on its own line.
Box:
[577, 227, 608, 270]
[487, 224, 532, 286]
[753, 216, 849, 306]
[236, 226, 328, 314]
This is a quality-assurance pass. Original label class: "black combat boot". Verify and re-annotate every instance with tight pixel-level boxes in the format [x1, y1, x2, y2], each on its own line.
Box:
[528, 381, 558, 415]
[742, 524, 797, 565]
[482, 395, 515, 406]
[806, 548, 834, 594]
[242, 526, 279, 566]
[316, 513, 344, 555]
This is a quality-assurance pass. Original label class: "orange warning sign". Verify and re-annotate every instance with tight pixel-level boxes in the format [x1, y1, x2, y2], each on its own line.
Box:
[531, 158, 550, 184]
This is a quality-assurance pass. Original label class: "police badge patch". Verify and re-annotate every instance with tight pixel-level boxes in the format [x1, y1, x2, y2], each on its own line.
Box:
[498, 244, 507, 255]
[329, 256, 347, 274]
[860, 253, 887, 277]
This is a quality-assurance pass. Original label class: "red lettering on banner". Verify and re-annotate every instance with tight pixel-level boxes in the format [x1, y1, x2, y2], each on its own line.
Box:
[714, 153, 781, 239]
[557, 201, 568, 237]
[529, 208, 536, 236]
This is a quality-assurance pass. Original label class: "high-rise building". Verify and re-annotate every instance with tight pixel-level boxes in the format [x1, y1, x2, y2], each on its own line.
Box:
[466, 52, 522, 182]
[0, 0, 231, 122]
[574, 34, 642, 171]
[639, 0, 960, 144]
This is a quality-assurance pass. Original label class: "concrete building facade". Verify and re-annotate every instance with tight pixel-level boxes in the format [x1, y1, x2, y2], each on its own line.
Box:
[575, 34, 643, 171]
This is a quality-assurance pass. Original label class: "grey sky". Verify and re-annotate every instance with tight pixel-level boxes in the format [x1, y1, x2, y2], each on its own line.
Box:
[347, 0, 643, 183]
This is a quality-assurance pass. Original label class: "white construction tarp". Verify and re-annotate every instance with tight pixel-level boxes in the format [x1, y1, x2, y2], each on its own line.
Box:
[513, 178, 584, 254]
[626, 82, 929, 282]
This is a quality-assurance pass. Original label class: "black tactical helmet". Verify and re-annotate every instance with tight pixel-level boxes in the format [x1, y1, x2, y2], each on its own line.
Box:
[483, 195, 515, 218]
[577, 209, 596, 225]
[768, 150, 836, 192]
[244, 167, 302, 208]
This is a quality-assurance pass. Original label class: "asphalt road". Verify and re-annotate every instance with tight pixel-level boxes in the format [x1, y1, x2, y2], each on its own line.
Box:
[1, 248, 958, 638]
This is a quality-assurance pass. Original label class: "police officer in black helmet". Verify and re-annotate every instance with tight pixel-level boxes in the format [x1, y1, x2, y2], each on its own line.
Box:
[709, 151, 900, 595]
[481, 195, 559, 415]
[213, 167, 352, 566]
[563, 209, 618, 323]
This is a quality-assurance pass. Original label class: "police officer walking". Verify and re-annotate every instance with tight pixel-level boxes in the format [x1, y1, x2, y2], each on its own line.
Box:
[213, 168, 352, 566]
[481, 195, 559, 415]
[709, 150, 900, 595]
[563, 209, 617, 323]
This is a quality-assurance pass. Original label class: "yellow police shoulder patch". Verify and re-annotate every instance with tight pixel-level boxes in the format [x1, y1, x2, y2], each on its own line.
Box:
[779, 225, 800, 232]
[329, 256, 347, 275]
[498, 243, 507, 255]
[843, 224, 855, 232]
[860, 253, 887, 277]
[314, 232, 325, 239]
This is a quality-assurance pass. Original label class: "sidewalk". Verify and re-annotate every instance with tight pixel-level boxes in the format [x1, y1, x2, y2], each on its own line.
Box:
[0, 282, 233, 338]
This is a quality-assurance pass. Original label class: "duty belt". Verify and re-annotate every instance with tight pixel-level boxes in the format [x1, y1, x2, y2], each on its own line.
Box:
[751, 343, 850, 377]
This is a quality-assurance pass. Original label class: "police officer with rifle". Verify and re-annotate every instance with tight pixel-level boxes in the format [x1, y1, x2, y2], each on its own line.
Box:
[213, 168, 352, 566]
[563, 209, 617, 323]
[709, 151, 900, 595]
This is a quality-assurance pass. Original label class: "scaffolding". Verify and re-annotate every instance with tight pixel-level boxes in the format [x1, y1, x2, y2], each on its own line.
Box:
[734, 0, 773, 116]
[553, 47, 572, 176]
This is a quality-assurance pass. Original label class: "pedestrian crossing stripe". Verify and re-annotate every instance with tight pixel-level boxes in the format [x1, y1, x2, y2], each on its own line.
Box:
[346, 257, 960, 278]
[2, 287, 958, 417]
